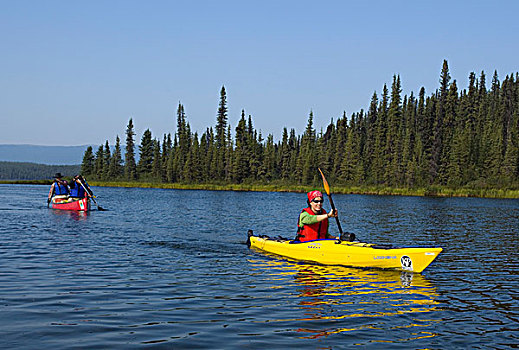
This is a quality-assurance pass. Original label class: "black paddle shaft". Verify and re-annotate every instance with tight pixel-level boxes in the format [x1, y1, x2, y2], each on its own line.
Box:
[327, 194, 343, 235]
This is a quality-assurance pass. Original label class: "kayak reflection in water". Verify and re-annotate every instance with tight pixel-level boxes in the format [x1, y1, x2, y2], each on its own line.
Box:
[295, 190, 338, 242]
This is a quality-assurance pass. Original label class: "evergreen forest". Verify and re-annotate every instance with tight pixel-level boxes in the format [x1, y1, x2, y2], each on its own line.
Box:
[0, 162, 80, 181]
[80, 61, 519, 193]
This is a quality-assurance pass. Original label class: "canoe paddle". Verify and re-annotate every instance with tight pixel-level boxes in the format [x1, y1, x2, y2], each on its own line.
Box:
[78, 179, 106, 211]
[318, 168, 344, 241]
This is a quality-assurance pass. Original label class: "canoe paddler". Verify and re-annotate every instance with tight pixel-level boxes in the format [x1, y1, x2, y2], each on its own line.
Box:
[69, 175, 93, 199]
[47, 172, 70, 206]
[295, 190, 338, 242]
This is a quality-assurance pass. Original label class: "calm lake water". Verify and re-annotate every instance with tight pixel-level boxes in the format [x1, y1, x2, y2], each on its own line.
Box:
[0, 184, 518, 349]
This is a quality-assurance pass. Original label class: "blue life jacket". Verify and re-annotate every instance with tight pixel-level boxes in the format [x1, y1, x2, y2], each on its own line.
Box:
[54, 181, 69, 195]
[70, 181, 88, 198]
[69, 184, 83, 197]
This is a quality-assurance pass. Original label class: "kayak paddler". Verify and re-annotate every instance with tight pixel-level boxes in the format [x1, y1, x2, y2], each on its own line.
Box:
[296, 190, 338, 242]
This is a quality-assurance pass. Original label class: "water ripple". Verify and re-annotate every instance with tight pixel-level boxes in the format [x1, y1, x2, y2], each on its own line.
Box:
[0, 185, 517, 348]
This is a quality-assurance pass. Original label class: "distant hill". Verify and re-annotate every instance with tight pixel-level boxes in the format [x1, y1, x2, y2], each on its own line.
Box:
[0, 161, 81, 180]
[0, 144, 90, 165]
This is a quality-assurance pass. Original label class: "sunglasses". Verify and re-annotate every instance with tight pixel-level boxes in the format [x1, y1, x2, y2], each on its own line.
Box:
[311, 199, 324, 203]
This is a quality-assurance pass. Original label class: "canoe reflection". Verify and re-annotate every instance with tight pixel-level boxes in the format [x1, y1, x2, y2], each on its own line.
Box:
[249, 259, 440, 341]
[50, 209, 89, 221]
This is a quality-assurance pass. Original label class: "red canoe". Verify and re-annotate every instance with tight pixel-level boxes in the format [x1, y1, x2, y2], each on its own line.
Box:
[50, 197, 91, 211]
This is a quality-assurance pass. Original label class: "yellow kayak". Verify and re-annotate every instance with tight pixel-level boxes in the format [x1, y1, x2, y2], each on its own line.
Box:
[247, 231, 442, 273]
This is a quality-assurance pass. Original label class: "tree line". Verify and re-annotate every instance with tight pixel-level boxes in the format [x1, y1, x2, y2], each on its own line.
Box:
[81, 61, 519, 189]
[0, 162, 80, 180]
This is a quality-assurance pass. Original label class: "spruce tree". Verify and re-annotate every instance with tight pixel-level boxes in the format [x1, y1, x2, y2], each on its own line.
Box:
[280, 127, 291, 180]
[321, 120, 336, 179]
[125, 118, 137, 180]
[161, 133, 171, 181]
[207, 127, 218, 181]
[108, 136, 123, 179]
[424, 95, 438, 184]
[170, 135, 181, 182]
[439, 80, 458, 184]
[432, 61, 450, 183]
[502, 76, 516, 162]
[502, 109, 519, 182]
[356, 110, 367, 183]
[402, 93, 418, 186]
[187, 132, 202, 183]
[288, 128, 299, 182]
[300, 111, 317, 184]
[248, 128, 262, 181]
[233, 110, 249, 183]
[466, 71, 479, 175]
[254, 132, 265, 180]
[385, 75, 403, 185]
[372, 84, 389, 184]
[225, 125, 233, 181]
[215, 86, 228, 180]
[258, 134, 273, 181]
[333, 113, 348, 178]
[94, 145, 105, 180]
[81, 146, 95, 177]
[176, 102, 190, 173]
[364, 92, 378, 182]
[103, 141, 111, 180]
[182, 135, 195, 183]
[137, 129, 154, 177]
[152, 139, 162, 181]
[339, 118, 356, 182]
[200, 130, 213, 183]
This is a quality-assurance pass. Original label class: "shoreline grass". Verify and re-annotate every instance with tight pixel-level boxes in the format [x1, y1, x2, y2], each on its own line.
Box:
[3, 179, 518, 199]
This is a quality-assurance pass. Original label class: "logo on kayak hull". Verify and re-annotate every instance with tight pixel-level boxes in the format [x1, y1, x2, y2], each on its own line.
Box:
[401, 255, 413, 271]
[374, 256, 396, 260]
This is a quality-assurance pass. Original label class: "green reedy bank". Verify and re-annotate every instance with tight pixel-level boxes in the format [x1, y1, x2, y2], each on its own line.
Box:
[95, 182, 516, 199]
[4, 180, 516, 199]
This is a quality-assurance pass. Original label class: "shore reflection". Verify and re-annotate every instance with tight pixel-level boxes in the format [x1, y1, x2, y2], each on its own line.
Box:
[249, 258, 440, 342]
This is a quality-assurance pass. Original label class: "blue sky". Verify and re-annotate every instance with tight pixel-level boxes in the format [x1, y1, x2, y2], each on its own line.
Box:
[1, 0, 518, 146]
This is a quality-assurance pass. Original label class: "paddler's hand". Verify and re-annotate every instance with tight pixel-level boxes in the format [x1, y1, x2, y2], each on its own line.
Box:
[327, 209, 338, 218]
